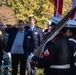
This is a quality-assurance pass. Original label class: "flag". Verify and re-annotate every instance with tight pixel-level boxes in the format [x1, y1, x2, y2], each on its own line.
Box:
[70, 0, 76, 21]
[54, 0, 63, 19]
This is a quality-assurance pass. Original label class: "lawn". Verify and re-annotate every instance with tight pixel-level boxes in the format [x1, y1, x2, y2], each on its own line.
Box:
[37, 68, 44, 75]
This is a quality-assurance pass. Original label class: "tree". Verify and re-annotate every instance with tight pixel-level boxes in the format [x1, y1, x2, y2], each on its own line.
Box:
[0, 0, 72, 28]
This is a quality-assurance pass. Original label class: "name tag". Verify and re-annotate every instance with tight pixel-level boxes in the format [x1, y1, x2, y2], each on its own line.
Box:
[34, 32, 38, 35]
[28, 36, 31, 39]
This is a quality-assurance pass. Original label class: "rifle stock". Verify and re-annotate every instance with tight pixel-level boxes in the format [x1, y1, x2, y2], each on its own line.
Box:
[34, 6, 76, 57]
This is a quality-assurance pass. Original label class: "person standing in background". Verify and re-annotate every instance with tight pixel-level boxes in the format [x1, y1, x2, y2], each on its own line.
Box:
[25, 14, 44, 75]
[6, 20, 35, 75]
[43, 20, 56, 38]
[28, 14, 44, 51]
[0, 21, 6, 74]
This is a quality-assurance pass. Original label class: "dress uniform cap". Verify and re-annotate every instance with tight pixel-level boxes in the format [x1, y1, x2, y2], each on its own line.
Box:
[66, 20, 76, 28]
[46, 20, 51, 26]
[29, 14, 34, 18]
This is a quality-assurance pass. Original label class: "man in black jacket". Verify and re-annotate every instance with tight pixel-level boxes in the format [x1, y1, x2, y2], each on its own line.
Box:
[25, 14, 44, 75]
[27, 14, 44, 51]
[6, 20, 35, 75]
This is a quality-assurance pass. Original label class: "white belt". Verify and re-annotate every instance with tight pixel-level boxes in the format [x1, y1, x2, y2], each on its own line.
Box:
[74, 62, 76, 66]
[50, 64, 70, 69]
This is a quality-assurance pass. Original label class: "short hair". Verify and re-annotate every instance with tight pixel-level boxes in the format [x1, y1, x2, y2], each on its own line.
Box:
[18, 20, 24, 23]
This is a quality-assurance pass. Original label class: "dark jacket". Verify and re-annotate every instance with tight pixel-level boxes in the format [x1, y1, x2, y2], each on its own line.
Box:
[69, 37, 76, 75]
[25, 26, 44, 51]
[0, 28, 5, 54]
[31, 35, 72, 75]
[6, 27, 35, 58]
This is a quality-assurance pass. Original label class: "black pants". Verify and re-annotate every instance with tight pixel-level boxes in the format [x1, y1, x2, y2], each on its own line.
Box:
[74, 67, 76, 75]
[11, 54, 26, 75]
[0, 54, 3, 72]
[0, 54, 3, 65]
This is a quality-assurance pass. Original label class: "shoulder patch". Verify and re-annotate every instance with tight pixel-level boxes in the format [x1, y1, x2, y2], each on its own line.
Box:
[44, 48, 50, 56]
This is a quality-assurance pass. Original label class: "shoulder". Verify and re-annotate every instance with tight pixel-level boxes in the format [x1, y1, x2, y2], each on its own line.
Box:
[25, 26, 32, 31]
[69, 38, 76, 43]
[25, 26, 32, 34]
[35, 26, 43, 32]
[35, 26, 42, 30]
[25, 26, 30, 29]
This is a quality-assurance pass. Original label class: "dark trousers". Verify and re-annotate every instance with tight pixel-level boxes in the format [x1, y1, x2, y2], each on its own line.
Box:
[11, 54, 26, 75]
[0, 54, 3, 67]
[0, 54, 3, 73]
[74, 67, 76, 75]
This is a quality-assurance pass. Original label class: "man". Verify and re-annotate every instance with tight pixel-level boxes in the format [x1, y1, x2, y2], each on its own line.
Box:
[25, 15, 44, 75]
[6, 20, 35, 75]
[0, 21, 6, 74]
[27, 27, 73, 75]
[44, 20, 56, 38]
[64, 26, 76, 75]
[27, 14, 44, 51]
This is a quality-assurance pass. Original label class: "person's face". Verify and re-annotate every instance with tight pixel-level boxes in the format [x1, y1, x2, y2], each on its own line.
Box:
[29, 18, 35, 27]
[18, 22, 24, 31]
[65, 29, 73, 37]
[47, 25, 52, 29]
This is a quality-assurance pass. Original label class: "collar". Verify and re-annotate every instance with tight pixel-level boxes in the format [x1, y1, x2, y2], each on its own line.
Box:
[29, 25, 35, 31]
[18, 29, 25, 33]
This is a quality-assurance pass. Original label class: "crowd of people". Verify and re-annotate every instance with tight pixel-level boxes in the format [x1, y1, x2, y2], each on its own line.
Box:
[0, 14, 76, 75]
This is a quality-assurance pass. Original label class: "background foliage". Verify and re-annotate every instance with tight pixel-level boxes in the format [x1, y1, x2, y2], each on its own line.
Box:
[0, 0, 72, 28]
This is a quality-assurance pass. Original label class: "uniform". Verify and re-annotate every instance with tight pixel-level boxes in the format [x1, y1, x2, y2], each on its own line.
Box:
[29, 33, 72, 75]
[64, 26, 76, 75]
[68, 37, 76, 75]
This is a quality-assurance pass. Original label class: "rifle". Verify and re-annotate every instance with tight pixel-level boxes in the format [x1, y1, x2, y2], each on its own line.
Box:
[34, 6, 76, 57]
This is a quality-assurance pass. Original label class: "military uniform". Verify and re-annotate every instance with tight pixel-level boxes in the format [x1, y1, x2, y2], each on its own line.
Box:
[64, 26, 76, 75]
[68, 37, 76, 75]
[30, 34, 72, 75]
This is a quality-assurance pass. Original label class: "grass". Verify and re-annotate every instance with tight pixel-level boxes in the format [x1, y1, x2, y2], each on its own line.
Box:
[1, 66, 44, 75]
[37, 68, 44, 75]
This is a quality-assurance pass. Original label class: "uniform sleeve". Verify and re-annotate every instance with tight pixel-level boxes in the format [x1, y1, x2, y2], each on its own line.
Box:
[31, 41, 56, 68]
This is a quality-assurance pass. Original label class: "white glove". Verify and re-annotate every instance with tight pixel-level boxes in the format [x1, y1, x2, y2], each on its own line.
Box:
[27, 53, 34, 62]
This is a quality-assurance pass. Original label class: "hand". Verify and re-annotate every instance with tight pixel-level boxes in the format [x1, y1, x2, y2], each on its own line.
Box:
[27, 53, 34, 62]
